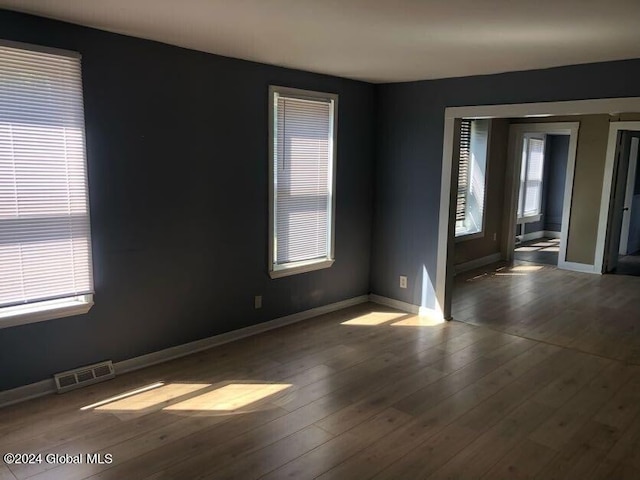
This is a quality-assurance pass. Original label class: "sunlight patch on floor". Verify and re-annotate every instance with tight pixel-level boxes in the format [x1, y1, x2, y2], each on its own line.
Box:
[93, 383, 209, 411]
[510, 265, 544, 272]
[515, 246, 541, 252]
[341, 311, 407, 326]
[80, 382, 166, 411]
[391, 316, 444, 327]
[163, 383, 291, 411]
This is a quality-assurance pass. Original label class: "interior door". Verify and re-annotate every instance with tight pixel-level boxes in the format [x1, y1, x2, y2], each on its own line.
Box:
[604, 131, 632, 272]
[620, 136, 640, 255]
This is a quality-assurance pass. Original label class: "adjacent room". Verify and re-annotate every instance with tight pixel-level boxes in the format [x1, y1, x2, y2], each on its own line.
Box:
[1, 2, 640, 479]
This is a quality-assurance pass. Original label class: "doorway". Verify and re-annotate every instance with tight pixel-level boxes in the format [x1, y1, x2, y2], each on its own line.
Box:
[511, 133, 571, 266]
[603, 131, 640, 276]
[502, 122, 579, 271]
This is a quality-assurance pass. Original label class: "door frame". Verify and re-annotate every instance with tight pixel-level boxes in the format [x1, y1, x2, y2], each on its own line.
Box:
[619, 137, 639, 255]
[502, 123, 579, 269]
[436, 97, 640, 320]
[594, 122, 640, 272]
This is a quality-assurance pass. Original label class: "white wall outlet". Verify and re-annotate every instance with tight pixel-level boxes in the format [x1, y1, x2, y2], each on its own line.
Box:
[254, 295, 262, 309]
[493, 232, 497, 241]
[399, 276, 408, 289]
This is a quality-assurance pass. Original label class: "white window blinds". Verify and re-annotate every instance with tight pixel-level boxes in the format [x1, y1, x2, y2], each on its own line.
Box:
[0, 43, 93, 309]
[271, 88, 336, 272]
[455, 120, 471, 222]
[519, 136, 545, 218]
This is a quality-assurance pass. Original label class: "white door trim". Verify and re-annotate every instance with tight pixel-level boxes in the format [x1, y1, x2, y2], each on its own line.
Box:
[594, 122, 640, 272]
[438, 97, 640, 318]
[502, 123, 579, 271]
[620, 137, 639, 255]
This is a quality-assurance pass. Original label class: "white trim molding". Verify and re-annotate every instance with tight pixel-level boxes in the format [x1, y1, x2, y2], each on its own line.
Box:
[0, 294, 368, 408]
[502, 122, 580, 272]
[0, 295, 94, 330]
[595, 122, 640, 273]
[438, 97, 640, 319]
[368, 294, 444, 321]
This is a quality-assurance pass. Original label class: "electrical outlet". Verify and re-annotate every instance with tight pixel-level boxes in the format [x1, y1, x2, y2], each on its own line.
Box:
[493, 232, 497, 241]
[254, 295, 262, 309]
[399, 276, 408, 289]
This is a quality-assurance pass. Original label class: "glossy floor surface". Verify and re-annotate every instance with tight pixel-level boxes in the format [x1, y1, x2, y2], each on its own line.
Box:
[513, 237, 560, 266]
[1, 267, 640, 479]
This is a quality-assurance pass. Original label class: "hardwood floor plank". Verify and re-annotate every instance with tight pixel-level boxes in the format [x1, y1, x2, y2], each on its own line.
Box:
[2, 263, 640, 480]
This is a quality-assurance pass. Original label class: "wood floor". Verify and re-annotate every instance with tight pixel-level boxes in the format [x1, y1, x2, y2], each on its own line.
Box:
[2, 266, 640, 479]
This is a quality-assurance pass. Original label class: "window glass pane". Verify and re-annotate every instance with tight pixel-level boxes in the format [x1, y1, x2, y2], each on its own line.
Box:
[456, 119, 489, 237]
[272, 90, 335, 269]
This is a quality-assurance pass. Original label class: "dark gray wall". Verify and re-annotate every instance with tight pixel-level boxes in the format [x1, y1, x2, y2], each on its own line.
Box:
[372, 59, 640, 308]
[0, 10, 375, 391]
[543, 135, 570, 232]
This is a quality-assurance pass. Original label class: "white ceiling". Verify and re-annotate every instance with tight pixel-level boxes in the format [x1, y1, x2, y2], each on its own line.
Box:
[1, 0, 640, 83]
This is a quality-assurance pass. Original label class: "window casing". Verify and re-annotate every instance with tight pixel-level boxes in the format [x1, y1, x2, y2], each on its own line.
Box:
[268, 86, 337, 278]
[518, 134, 546, 222]
[0, 41, 94, 328]
[455, 119, 490, 238]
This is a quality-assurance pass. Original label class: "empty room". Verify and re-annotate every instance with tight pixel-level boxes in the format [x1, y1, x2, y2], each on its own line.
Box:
[2, 1, 640, 479]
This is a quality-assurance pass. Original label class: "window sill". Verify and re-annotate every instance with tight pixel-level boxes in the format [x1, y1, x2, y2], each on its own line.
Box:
[270, 259, 334, 278]
[517, 214, 542, 225]
[0, 295, 94, 329]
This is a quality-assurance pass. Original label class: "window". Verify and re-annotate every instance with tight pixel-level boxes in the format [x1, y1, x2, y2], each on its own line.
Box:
[0, 42, 93, 328]
[455, 119, 490, 238]
[268, 86, 337, 278]
[518, 134, 546, 222]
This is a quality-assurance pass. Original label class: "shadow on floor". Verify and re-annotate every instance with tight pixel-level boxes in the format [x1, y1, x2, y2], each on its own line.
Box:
[615, 253, 640, 277]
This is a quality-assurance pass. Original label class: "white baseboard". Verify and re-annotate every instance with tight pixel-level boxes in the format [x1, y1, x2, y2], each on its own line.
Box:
[454, 252, 503, 275]
[558, 260, 599, 274]
[368, 294, 419, 314]
[368, 294, 444, 321]
[0, 378, 57, 409]
[0, 294, 369, 408]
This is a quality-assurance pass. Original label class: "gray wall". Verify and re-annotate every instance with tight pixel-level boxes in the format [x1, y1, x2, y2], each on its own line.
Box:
[0, 10, 375, 391]
[372, 59, 640, 309]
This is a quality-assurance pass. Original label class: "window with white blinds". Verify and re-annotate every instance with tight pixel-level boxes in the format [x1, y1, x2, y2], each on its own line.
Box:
[518, 135, 546, 219]
[0, 42, 94, 326]
[455, 119, 490, 238]
[269, 86, 337, 278]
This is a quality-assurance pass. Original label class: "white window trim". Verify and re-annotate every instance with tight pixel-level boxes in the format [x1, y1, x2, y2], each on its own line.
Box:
[0, 295, 94, 329]
[268, 85, 338, 279]
[455, 119, 491, 240]
[517, 134, 546, 222]
[517, 214, 542, 224]
[0, 40, 95, 328]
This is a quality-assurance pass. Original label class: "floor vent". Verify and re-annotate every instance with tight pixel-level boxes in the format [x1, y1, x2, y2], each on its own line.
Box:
[54, 361, 115, 393]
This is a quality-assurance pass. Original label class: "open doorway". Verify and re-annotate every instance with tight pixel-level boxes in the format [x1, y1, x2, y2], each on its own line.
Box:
[511, 131, 572, 266]
[501, 122, 579, 272]
[603, 130, 640, 276]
